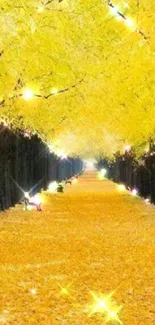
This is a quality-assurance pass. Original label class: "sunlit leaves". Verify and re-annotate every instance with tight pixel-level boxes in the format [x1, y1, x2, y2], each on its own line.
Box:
[0, 0, 155, 157]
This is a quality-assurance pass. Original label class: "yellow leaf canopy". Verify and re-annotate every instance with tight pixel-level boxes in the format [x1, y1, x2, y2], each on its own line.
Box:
[0, 0, 155, 157]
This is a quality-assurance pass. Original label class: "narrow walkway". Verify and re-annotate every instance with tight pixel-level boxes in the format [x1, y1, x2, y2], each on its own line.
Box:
[0, 171, 155, 324]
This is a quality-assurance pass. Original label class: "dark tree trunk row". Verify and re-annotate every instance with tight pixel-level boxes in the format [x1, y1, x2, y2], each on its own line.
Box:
[0, 124, 83, 211]
[98, 150, 155, 204]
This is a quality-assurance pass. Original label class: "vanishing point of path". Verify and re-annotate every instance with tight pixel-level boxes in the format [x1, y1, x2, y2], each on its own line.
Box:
[0, 171, 155, 324]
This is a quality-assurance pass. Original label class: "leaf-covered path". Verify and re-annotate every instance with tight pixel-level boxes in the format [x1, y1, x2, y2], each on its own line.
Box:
[0, 171, 155, 324]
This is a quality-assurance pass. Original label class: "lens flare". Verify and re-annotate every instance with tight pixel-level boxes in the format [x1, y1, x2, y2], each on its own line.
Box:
[105, 307, 123, 324]
[88, 290, 123, 324]
[58, 283, 73, 297]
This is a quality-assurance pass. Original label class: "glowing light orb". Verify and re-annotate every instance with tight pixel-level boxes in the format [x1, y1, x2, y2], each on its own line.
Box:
[131, 188, 138, 196]
[24, 130, 31, 138]
[145, 198, 150, 205]
[98, 168, 107, 180]
[24, 192, 29, 199]
[51, 88, 59, 95]
[125, 144, 131, 152]
[61, 153, 67, 160]
[23, 88, 34, 100]
[57, 150, 67, 159]
[116, 14, 123, 21]
[48, 144, 53, 153]
[125, 18, 135, 28]
[48, 181, 58, 192]
[37, 6, 44, 13]
[118, 184, 126, 191]
[31, 194, 42, 205]
[30, 288, 37, 295]
[101, 168, 107, 177]
[110, 6, 119, 16]
[72, 178, 78, 184]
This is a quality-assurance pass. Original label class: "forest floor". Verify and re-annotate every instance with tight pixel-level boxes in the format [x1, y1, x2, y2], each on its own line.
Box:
[0, 171, 155, 324]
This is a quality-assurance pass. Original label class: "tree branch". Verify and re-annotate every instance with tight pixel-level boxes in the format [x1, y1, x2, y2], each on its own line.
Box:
[0, 78, 85, 108]
[107, 0, 147, 40]
[0, 99, 5, 107]
[0, 50, 4, 57]
[35, 78, 84, 99]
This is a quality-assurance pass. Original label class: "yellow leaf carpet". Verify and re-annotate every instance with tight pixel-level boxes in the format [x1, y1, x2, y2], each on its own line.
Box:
[0, 171, 154, 324]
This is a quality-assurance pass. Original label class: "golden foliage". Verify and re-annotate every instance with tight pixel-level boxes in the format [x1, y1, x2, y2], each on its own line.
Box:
[0, 171, 155, 324]
[0, 0, 155, 156]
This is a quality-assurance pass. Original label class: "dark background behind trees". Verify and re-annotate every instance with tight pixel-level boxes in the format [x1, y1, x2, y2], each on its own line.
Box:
[0, 124, 83, 211]
[97, 146, 155, 204]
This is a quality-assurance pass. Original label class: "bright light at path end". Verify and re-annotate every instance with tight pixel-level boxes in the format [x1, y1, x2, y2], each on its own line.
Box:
[85, 160, 96, 170]
[23, 88, 34, 100]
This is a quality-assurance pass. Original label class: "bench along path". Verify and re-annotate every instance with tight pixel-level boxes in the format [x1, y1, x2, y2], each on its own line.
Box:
[0, 171, 154, 324]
